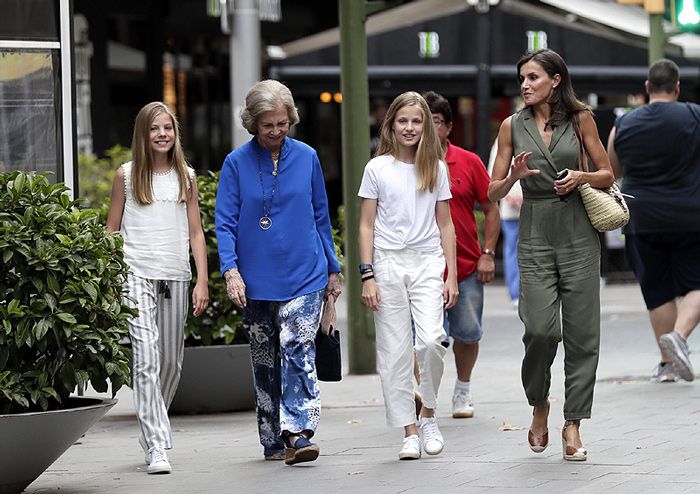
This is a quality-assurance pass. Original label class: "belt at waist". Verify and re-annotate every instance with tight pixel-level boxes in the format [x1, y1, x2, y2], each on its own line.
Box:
[523, 190, 582, 203]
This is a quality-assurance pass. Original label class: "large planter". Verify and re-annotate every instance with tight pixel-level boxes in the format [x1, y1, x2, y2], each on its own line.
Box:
[0, 396, 117, 494]
[169, 344, 255, 414]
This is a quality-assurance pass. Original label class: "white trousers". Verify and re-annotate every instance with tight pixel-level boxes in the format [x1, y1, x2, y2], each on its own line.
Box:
[373, 248, 447, 427]
[125, 275, 188, 452]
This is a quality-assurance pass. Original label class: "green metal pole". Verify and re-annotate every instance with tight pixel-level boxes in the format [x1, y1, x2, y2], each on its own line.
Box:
[649, 12, 666, 65]
[339, 0, 376, 374]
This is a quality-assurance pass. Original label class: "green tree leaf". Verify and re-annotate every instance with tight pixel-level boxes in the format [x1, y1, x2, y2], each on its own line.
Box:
[56, 312, 77, 324]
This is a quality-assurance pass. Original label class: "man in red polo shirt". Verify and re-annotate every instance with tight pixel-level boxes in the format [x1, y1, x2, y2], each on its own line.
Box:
[423, 91, 500, 418]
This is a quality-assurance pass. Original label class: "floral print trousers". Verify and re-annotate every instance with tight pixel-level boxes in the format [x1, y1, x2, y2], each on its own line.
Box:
[243, 289, 324, 457]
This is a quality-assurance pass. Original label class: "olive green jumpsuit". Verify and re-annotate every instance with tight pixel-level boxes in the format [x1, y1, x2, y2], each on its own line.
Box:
[511, 108, 600, 421]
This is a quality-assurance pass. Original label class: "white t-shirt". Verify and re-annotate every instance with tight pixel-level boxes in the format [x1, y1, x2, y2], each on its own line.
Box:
[357, 154, 452, 252]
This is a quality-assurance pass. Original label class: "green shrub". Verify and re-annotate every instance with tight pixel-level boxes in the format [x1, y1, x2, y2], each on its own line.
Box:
[333, 205, 345, 276]
[78, 145, 132, 222]
[184, 171, 243, 346]
[0, 172, 135, 413]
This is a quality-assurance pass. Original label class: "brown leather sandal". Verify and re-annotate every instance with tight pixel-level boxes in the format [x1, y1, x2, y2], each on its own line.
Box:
[528, 401, 550, 453]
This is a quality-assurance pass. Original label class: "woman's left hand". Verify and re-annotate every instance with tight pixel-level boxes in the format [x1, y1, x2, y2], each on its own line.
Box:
[443, 276, 459, 310]
[192, 280, 209, 317]
[325, 273, 342, 301]
[554, 169, 583, 197]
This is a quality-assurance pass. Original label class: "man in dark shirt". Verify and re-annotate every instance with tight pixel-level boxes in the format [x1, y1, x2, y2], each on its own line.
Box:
[607, 59, 700, 383]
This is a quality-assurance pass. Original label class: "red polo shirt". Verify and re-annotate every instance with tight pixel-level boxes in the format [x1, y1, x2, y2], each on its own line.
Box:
[445, 141, 490, 281]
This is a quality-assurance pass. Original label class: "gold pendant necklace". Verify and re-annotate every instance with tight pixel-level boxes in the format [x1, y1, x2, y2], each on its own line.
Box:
[272, 158, 279, 176]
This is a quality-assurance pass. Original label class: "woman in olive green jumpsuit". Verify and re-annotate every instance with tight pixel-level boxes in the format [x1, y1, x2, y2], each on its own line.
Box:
[488, 49, 614, 461]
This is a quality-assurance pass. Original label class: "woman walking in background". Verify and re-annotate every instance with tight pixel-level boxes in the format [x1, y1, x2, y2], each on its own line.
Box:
[107, 101, 209, 474]
[358, 91, 458, 460]
[488, 49, 614, 461]
[215, 80, 341, 465]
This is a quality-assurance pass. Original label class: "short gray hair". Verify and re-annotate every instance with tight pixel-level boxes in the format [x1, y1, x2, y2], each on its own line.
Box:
[239, 80, 300, 134]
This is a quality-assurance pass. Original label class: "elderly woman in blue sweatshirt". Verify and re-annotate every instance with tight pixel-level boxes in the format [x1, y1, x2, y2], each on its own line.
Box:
[215, 80, 341, 466]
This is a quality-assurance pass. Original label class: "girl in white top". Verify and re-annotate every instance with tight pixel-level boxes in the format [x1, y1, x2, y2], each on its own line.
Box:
[106, 102, 208, 474]
[358, 91, 458, 461]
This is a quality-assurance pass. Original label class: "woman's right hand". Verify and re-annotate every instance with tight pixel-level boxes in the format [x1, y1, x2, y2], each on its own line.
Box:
[509, 151, 539, 180]
[224, 268, 247, 308]
[361, 277, 381, 312]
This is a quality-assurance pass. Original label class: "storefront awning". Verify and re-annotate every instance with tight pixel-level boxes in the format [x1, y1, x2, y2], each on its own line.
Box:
[540, 0, 700, 59]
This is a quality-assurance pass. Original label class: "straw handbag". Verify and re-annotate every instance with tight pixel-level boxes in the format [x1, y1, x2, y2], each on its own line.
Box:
[577, 182, 629, 232]
[572, 115, 630, 232]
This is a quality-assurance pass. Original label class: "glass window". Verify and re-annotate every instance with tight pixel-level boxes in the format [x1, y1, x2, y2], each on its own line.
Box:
[0, 0, 59, 41]
[0, 50, 61, 179]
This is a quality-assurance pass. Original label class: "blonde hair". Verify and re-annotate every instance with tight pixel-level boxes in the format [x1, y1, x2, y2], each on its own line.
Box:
[376, 91, 443, 192]
[239, 80, 300, 134]
[130, 102, 190, 205]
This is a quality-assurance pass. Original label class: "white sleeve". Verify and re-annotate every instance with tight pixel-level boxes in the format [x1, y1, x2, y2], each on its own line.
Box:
[358, 161, 379, 199]
[437, 161, 452, 201]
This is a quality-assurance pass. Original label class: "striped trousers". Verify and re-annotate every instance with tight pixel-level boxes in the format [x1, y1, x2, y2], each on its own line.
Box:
[125, 275, 189, 452]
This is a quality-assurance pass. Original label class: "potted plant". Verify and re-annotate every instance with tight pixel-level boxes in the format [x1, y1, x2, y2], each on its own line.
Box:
[0, 171, 135, 494]
[168, 171, 255, 414]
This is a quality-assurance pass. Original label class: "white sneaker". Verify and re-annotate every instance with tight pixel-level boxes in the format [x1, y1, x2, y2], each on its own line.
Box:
[147, 447, 172, 474]
[144, 451, 150, 465]
[452, 389, 474, 418]
[419, 417, 444, 455]
[398, 434, 421, 460]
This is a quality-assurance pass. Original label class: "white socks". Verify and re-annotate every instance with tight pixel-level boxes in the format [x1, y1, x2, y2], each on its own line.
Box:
[454, 379, 470, 394]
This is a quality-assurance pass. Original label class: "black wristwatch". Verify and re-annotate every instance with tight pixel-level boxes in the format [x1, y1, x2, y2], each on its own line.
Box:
[358, 263, 373, 274]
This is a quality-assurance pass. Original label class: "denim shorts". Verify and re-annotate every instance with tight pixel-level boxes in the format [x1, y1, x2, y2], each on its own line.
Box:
[444, 272, 483, 344]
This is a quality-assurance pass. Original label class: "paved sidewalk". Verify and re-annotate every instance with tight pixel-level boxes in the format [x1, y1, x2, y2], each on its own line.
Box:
[27, 283, 700, 493]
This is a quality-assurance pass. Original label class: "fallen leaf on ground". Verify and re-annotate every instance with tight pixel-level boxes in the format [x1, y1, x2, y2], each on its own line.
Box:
[499, 422, 524, 431]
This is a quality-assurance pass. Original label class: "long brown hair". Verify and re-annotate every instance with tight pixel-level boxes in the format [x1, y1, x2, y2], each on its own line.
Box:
[130, 102, 189, 205]
[376, 92, 443, 192]
[516, 49, 589, 130]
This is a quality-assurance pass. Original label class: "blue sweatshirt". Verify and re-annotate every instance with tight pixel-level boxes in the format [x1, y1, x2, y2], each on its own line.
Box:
[215, 137, 341, 301]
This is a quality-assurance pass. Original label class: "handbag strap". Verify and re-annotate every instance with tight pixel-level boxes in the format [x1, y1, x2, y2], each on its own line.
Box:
[571, 112, 590, 174]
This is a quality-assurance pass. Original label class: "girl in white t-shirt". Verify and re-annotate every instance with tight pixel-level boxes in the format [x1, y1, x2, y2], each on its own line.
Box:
[106, 102, 209, 474]
[357, 91, 458, 460]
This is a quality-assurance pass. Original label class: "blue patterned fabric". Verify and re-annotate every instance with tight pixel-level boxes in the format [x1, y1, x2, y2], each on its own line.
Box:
[244, 289, 324, 456]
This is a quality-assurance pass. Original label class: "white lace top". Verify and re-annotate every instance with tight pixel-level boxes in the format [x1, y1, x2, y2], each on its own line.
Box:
[120, 161, 194, 281]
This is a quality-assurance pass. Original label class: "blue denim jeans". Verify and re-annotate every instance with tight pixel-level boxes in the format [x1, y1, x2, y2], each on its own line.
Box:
[244, 289, 324, 456]
[502, 219, 520, 302]
[444, 273, 484, 344]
